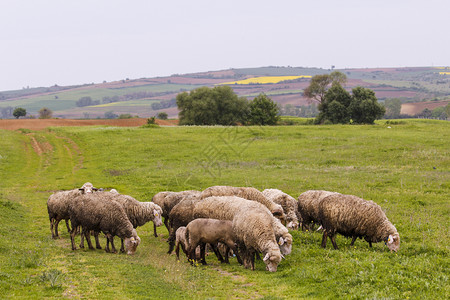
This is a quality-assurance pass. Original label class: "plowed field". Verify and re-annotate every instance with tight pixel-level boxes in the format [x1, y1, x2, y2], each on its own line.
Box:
[0, 118, 177, 131]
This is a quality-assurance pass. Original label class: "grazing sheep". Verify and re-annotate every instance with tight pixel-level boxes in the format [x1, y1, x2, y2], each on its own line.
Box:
[232, 208, 283, 272]
[174, 226, 204, 262]
[185, 218, 241, 265]
[152, 190, 201, 237]
[94, 192, 163, 252]
[297, 190, 339, 230]
[193, 196, 293, 256]
[68, 193, 140, 254]
[200, 186, 286, 223]
[263, 189, 299, 230]
[47, 182, 98, 239]
[318, 194, 400, 252]
[175, 226, 189, 260]
[167, 194, 203, 254]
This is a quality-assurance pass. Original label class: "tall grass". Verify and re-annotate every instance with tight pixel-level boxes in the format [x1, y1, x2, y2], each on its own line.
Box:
[0, 119, 448, 298]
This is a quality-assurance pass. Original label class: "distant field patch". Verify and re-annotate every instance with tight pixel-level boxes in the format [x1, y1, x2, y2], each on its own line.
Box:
[439, 72, 450, 75]
[220, 75, 311, 85]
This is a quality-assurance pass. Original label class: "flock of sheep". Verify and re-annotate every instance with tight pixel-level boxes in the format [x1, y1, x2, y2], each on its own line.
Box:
[47, 183, 400, 272]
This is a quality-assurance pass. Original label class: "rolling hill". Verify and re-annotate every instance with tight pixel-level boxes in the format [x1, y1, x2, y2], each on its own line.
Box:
[1, 66, 449, 119]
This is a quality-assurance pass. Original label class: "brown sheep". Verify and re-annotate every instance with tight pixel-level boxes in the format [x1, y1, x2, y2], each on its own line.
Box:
[297, 190, 339, 230]
[185, 218, 241, 265]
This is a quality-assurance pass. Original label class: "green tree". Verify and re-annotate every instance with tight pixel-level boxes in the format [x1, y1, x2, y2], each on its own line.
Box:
[384, 98, 402, 119]
[316, 85, 351, 124]
[176, 86, 249, 125]
[248, 93, 280, 125]
[156, 112, 168, 120]
[304, 71, 347, 105]
[13, 107, 26, 119]
[104, 111, 118, 119]
[39, 107, 53, 119]
[349, 87, 385, 124]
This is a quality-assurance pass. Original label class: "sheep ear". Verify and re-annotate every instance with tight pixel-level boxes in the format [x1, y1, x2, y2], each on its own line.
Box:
[388, 235, 394, 244]
[93, 188, 98, 191]
[78, 188, 85, 194]
[278, 237, 285, 246]
[153, 209, 159, 217]
[263, 253, 270, 262]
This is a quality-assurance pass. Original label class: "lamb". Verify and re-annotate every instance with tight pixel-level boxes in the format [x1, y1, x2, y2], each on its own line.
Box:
[167, 194, 203, 254]
[47, 182, 98, 239]
[193, 196, 293, 256]
[174, 226, 205, 262]
[318, 193, 400, 252]
[174, 226, 189, 261]
[263, 189, 299, 230]
[232, 208, 283, 272]
[200, 186, 286, 224]
[152, 190, 201, 237]
[297, 190, 339, 230]
[185, 218, 241, 265]
[68, 193, 140, 254]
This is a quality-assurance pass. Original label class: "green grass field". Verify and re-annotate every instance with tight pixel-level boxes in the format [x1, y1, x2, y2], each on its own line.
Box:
[0, 120, 448, 299]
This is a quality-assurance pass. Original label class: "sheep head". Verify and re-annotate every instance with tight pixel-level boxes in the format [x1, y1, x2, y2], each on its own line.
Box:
[125, 230, 141, 255]
[152, 209, 163, 227]
[286, 220, 299, 230]
[386, 232, 400, 252]
[79, 182, 97, 194]
[278, 234, 293, 255]
[263, 249, 282, 272]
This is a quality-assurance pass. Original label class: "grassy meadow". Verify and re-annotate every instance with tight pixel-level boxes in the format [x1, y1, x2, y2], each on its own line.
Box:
[0, 120, 449, 299]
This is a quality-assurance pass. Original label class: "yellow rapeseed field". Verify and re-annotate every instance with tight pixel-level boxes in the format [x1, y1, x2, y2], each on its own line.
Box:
[438, 72, 450, 75]
[220, 75, 311, 85]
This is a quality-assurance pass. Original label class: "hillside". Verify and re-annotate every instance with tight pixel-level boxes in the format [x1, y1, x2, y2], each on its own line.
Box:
[1, 66, 449, 119]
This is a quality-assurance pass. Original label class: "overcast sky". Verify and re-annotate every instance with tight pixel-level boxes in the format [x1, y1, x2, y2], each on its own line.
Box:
[1, 0, 449, 91]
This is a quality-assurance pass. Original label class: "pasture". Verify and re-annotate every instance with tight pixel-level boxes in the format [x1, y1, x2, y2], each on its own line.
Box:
[0, 120, 448, 299]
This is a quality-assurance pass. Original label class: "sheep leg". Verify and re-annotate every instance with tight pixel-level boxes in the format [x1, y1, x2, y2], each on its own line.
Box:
[350, 236, 357, 246]
[79, 228, 85, 249]
[109, 236, 117, 253]
[94, 231, 102, 249]
[229, 244, 242, 265]
[54, 219, 61, 238]
[105, 237, 111, 253]
[167, 231, 176, 254]
[65, 219, 72, 234]
[321, 231, 328, 248]
[249, 250, 256, 271]
[175, 242, 180, 260]
[330, 234, 338, 250]
[153, 223, 158, 237]
[210, 244, 225, 263]
[368, 241, 373, 248]
[200, 243, 207, 265]
[70, 227, 77, 250]
[120, 238, 125, 253]
[50, 219, 55, 239]
[85, 231, 94, 250]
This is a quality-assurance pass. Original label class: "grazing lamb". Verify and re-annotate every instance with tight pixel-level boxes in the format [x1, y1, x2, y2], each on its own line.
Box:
[152, 190, 201, 237]
[200, 186, 286, 224]
[174, 226, 204, 261]
[297, 190, 339, 230]
[193, 196, 293, 256]
[263, 189, 299, 230]
[318, 194, 400, 252]
[233, 208, 283, 272]
[167, 194, 203, 254]
[185, 218, 241, 265]
[68, 193, 140, 254]
[47, 182, 98, 239]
